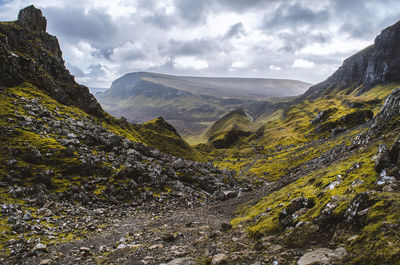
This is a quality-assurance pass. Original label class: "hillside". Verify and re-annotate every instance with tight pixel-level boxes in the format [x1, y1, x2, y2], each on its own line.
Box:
[202, 19, 400, 264]
[96, 72, 310, 141]
[0, 7, 249, 263]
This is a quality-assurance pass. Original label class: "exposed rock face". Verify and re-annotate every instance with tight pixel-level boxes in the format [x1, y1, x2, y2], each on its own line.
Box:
[17, 5, 47, 33]
[0, 6, 105, 117]
[304, 20, 400, 99]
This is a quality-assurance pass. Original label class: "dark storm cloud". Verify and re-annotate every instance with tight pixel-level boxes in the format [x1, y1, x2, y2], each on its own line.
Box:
[224, 22, 245, 39]
[263, 3, 330, 31]
[117, 44, 148, 62]
[168, 39, 220, 56]
[278, 31, 331, 53]
[143, 12, 177, 29]
[175, 0, 210, 25]
[330, 0, 400, 40]
[44, 7, 118, 48]
[97, 48, 113, 60]
[216, 0, 274, 12]
[331, 0, 375, 39]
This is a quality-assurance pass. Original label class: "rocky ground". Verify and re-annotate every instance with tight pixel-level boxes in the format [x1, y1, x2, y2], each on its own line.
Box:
[6, 179, 342, 265]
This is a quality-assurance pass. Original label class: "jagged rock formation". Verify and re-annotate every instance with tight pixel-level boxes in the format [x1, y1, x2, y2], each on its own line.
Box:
[17, 5, 47, 33]
[0, 5, 104, 117]
[304, 20, 400, 99]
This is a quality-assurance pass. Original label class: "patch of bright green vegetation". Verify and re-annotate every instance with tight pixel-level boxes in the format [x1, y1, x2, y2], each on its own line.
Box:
[209, 83, 399, 178]
[135, 117, 206, 161]
[226, 82, 400, 264]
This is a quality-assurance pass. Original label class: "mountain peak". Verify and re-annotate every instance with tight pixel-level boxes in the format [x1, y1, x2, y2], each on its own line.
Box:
[303, 19, 400, 99]
[17, 5, 47, 33]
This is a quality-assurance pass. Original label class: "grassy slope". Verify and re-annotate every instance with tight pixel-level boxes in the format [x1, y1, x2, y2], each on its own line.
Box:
[210, 83, 397, 177]
[200, 83, 400, 264]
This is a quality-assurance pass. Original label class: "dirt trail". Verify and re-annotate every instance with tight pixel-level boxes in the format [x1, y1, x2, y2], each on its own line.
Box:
[27, 183, 273, 265]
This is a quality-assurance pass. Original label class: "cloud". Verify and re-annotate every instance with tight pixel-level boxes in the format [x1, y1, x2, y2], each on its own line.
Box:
[175, 0, 209, 25]
[143, 11, 178, 29]
[175, 56, 209, 70]
[215, 0, 273, 12]
[169, 39, 220, 56]
[224, 22, 245, 39]
[67, 63, 85, 77]
[269, 65, 282, 71]
[292, 59, 315, 69]
[231, 61, 248, 68]
[111, 42, 148, 62]
[263, 3, 330, 31]
[44, 7, 118, 49]
[278, 31, 331, 53]
[2, 0, 399, 87]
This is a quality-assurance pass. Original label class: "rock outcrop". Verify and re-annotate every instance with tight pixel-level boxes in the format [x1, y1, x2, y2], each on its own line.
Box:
[303, 20, 400, 99]
[17, 5, 47, 33]
[0, 5, 105, 117]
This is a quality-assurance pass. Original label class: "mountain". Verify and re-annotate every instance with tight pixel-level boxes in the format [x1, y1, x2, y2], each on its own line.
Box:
[96, 72, 311, 142]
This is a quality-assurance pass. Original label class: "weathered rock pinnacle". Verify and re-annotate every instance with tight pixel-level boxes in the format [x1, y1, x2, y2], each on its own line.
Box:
[17, 5, 47, 33]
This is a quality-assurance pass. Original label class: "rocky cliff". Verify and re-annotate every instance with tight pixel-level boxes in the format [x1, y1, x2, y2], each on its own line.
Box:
[304, 20, 400, 99]
[0, 5, 104, 117]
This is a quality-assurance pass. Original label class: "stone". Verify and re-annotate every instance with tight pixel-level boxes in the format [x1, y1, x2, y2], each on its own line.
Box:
[149, 244, 163, 250]
[39, 259, 52, 265]
[297, 247, 347, 265]
[374, 145, 394, 173]
[211, 253, 229, 265]
[268, 244, 282, 253]
[37, 207, 52, 217]
[79, 247, 93, 256]
[32, 243, 47, 253]
[18, 5, 47, 33]
[279, 197, 315, 227]
[167, 257, 195, 265]
[311, 109, 335, 125]
[220, 222, 232, 232]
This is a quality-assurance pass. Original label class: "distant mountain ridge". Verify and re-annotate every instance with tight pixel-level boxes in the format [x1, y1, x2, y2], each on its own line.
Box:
[100, 72, 311, 99]
[96, 72, 311, 140]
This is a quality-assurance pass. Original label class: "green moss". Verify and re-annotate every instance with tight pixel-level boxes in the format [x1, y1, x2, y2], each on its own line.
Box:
[232, 144, 378, 234]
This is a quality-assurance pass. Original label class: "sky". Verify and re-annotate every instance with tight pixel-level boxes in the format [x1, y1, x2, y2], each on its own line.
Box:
[0, 0, 399, 88]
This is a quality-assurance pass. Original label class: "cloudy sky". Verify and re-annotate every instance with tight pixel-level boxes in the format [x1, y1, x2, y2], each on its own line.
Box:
[1, 0, 399, 88]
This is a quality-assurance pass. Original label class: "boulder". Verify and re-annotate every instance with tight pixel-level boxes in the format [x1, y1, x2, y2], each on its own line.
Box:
[297, 247, 347, 265]
[374, 145, 394, 173]
[211, 253, 229, 265]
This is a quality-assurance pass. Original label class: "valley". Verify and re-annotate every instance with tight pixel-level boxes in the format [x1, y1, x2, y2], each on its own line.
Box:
[96, 72, 310, 143]
[1, 4, 400, 265]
